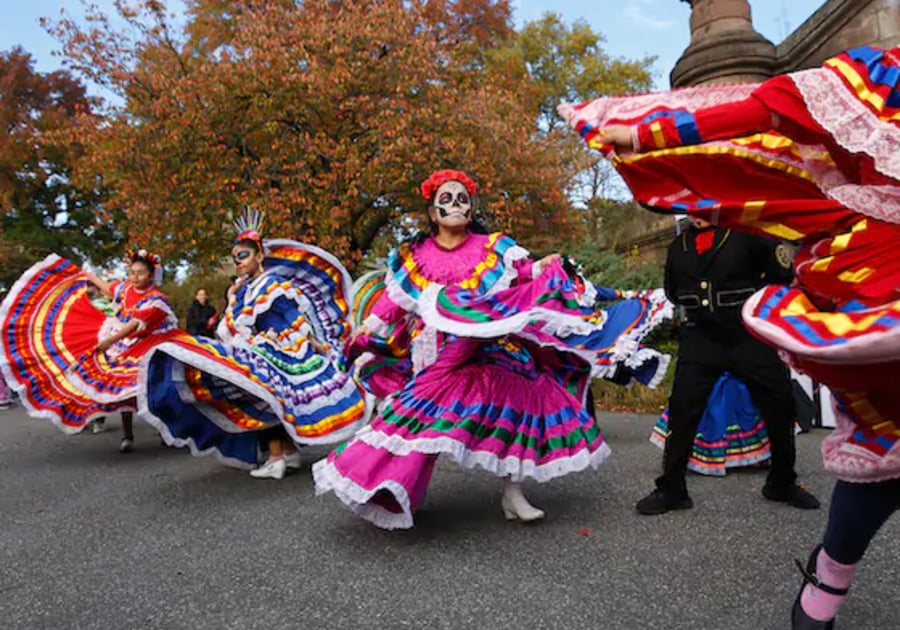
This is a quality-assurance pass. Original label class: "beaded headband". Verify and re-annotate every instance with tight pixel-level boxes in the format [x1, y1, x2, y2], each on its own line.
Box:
[233, 208, 264, 246]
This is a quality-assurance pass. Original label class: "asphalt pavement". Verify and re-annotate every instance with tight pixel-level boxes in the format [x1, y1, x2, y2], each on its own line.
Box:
[1, 406, 897, 630]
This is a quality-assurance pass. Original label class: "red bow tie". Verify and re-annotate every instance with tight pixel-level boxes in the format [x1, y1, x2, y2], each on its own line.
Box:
[694, 230, 715, 255]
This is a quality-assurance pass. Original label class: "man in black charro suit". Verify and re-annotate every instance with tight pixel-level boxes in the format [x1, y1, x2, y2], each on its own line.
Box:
[636, 217, 820, 515]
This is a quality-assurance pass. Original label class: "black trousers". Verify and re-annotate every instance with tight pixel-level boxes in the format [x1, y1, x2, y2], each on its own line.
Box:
[824, 478, 900, 564]
[656, 323, 797, 497]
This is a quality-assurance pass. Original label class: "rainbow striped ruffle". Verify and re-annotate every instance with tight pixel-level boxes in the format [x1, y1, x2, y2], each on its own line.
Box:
[351, 269, 386, 329]
[743, 285, 900, 367]
[264, 239, 355, 350]
[650, 374, 771, 477]
[140, 335, 367, 467]
[0, 255, 180, 432]
[743, 284, 900, 481]
[138, 240, 366, 467]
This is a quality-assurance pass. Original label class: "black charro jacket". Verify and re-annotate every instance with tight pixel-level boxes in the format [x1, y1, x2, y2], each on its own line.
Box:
[664, 226, 794, 335]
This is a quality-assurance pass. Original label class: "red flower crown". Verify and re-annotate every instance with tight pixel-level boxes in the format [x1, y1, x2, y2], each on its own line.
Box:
[419, 170, 478, 202]
[125, 248, 161, 268]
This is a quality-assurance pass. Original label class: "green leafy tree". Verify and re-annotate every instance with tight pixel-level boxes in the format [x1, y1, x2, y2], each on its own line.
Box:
[0, 47, 120, 289]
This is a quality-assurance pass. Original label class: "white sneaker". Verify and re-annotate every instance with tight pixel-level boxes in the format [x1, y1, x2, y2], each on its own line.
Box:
[250, 458, 286, 480]
[91, 420, 106, 434]
[501, 482, 545, 522]
[119, 438, 134, 453]
[283, 450, 302, 470]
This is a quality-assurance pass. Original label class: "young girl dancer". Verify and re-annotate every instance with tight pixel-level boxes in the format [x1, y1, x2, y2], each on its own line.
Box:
[0, 249, 178, 451]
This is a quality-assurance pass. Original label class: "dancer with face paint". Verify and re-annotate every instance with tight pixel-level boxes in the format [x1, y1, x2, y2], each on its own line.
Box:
[314, 169, 673, 529]
[0, 249, 179, 450]
[138, 209, 367, 478]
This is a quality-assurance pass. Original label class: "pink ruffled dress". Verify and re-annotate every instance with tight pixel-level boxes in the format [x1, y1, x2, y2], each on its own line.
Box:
[314, 232, 671, 528]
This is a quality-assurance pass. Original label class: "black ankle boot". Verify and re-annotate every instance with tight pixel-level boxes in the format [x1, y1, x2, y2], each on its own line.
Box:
[791, 545, 849, 630]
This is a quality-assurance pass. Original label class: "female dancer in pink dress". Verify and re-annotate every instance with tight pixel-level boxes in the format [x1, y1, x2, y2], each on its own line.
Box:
[314, 170, 672, 528]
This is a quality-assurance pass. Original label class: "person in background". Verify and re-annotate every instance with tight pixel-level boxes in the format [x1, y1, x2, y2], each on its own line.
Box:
[186, 288, 217, 337]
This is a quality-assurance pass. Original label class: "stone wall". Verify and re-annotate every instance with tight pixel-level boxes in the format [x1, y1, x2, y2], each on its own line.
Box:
[777, 0, 900, 72]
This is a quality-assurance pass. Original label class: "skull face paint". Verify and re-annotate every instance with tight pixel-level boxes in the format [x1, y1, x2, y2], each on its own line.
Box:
[430, 180, 472, 228]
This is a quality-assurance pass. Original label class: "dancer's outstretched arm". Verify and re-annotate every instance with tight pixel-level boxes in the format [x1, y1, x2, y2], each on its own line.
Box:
[83, 271, 113, 297]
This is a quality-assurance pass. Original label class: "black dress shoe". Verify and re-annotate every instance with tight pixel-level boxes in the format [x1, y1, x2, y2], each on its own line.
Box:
[636, 489, 693, 515]
[763, 483, 821, 509]
[791, 544, 848, 629]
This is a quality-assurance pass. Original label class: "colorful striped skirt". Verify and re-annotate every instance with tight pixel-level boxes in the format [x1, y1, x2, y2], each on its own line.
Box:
[139, 335, 368, 468]
[314, 337, 611, 529]
[1, 255, 179, 432]
[651, 373, 771, 476]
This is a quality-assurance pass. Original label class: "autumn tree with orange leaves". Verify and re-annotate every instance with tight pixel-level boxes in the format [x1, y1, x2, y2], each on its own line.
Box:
[44, 0, 653, 270]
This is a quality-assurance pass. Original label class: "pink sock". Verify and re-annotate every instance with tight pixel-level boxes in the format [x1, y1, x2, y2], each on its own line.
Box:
[800, 549, 856, 622]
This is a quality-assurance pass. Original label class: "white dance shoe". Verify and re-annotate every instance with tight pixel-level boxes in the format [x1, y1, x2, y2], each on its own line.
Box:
[250, 457, 286, 480]
[501, 482, 545, 522]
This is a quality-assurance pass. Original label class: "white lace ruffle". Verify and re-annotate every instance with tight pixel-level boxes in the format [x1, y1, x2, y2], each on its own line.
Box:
[822, 395, 900, 483]
[352, 428, 612, 484]
[792, 68, 900, 186]
[557, 83, 758, 130]
[598, 292, 674, 387]
[825, 184, 900, 225]
[312, 458, 415, 529]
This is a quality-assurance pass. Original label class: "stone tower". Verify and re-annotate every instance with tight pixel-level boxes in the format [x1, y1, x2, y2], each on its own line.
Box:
[671, 0, 777, 86]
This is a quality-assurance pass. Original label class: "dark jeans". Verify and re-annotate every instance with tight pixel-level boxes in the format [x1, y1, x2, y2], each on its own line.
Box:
[656, 324, 797, 497]
[823, 478, 900, 565]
